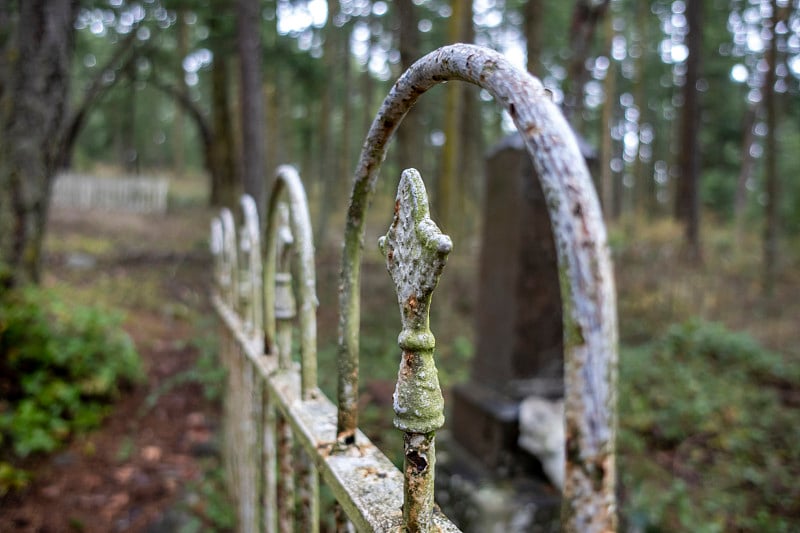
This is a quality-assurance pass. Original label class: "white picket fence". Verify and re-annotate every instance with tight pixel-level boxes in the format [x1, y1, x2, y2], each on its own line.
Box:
[52, 173, 169, 214]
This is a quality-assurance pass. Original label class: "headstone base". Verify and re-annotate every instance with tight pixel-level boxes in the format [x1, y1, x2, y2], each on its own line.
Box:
[435, 429, 561, 533]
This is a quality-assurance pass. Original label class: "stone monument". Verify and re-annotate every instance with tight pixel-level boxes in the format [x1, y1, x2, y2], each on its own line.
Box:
[437, 132, 595, 531]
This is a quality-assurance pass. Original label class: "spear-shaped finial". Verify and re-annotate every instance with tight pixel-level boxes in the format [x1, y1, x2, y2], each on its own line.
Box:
[379, 168, 453, 531]
[379, 168, 452, 435]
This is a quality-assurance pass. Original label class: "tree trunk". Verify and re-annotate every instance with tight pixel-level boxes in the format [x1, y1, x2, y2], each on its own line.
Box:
[121, 60, 138, 174]
[675, 0, 702, 262]
[396, 0, 422, 173]
[632, 0, 650, 216]
[236, 0, 266, 213]
[564, 0, 610, 127]
[173, 10, 189, 177]
[264, 0, 283, 174]
[210, 49, 238, 208]
[599, 8, 616, 220]
[762, 0, 781, 294]
[734, 104, 757, 225]
[314, 0, 339, 246]
[438, 0, 471, 235]
[338, 24, 352, 205]
[524, 0, 544, 76]
[459, 1, 483, 232]
[0, 0, 77, 288]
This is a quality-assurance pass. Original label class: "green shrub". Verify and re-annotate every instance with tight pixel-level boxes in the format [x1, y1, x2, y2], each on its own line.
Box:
[0, 287, 143, 466]
[619, 319, 799, 531]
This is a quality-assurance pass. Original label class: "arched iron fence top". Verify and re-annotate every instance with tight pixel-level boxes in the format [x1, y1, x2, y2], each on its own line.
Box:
[219, 207, 238, 310]
[239, 194, 264, 344]
[263, 164, 319, 400]
[337, 43, 618, 531]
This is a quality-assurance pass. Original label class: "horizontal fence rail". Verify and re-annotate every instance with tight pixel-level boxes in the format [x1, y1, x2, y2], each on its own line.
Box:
[211, 44, 618, 533]
[52, 173, 169, 214]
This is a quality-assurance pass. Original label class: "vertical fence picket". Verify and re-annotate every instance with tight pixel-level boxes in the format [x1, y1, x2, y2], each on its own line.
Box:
[378, 169, 451, 531]
[273, 203, 297, 532]
[296, 448, 319, 533]
[261, 388, 278, 533]
[276, 414, 295, 532]
[239, 195, 266, 533]
[264, 166, 322, 532]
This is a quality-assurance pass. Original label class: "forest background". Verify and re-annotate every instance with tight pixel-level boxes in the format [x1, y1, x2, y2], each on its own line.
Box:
[0, 0, 799, 531]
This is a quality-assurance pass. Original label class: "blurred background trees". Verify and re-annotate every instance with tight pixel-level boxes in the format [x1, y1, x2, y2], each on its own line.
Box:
[1, 0, 796, 289]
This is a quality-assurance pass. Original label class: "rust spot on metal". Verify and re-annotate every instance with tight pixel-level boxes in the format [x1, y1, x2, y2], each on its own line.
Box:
[359, 466, 380, 477]
[525, 123, 541, 136]
[400, 351, 415, 379]
[316, 442, 335, 458]
[337, 429, 356, 446]
[406, 450, 428, 474]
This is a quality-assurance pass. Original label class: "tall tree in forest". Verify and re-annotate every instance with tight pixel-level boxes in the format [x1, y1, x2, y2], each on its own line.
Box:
[314, 0, 340, 245]
[675, 0, 702, 261]
[236, 0, 266, 212]
[631, 0, 650, 215]
[0, 0, 78, 288]
[438, 0, 473, 235]
[762, 0, 781, 294]
[599, 3, 616, 219]
[396, 0, 422, 171]
[563, 0, 610, 127]
[209, 28, 239, 208]
[119, 54, 139, 173]
[172, 9, 189, 177]
[524, 0, 544, 76]
[459, 0, 483, 228]
[263, 0, 284, 180]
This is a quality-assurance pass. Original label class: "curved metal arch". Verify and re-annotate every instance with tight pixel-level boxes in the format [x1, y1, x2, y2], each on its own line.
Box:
[336, 44, 618, 531]
[263, 164, 319, 400]
[239, 194, 264, 345]
[219, 207, 238, 310]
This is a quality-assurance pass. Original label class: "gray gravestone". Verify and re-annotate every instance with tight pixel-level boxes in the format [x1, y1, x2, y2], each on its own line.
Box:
[450, 132, 564, 473]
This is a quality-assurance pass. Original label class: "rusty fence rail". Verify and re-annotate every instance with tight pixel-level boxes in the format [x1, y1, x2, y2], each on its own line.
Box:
[210, 44, 617, 533]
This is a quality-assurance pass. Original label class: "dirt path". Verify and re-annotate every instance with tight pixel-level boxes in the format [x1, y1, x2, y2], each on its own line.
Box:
[0, 207, 230, 533]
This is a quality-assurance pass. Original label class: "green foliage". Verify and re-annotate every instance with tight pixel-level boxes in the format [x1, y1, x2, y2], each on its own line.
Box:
[139, 326, 225, 416]
[182, 461, 236, 532]
[0, 287, 143, 461]
[0, 461, 30, 497]
[619, 319, 800, 531]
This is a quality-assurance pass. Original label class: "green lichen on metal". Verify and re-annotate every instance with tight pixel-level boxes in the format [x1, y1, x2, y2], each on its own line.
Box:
[557, 261, 585, 348]
[378, 168, 452, 436]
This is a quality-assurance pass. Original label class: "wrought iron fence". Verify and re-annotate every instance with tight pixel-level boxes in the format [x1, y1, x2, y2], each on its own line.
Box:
[210, 44, 618, 533]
